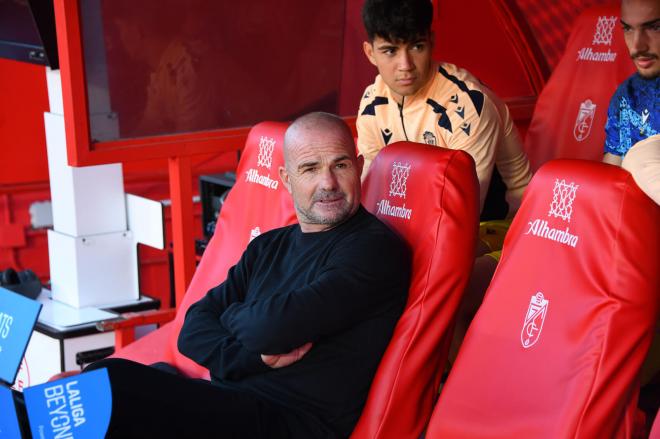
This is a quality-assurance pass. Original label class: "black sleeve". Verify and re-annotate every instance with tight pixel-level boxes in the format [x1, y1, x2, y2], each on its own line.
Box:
[220, 230, 410, 354]
[177, 246, 271, 381]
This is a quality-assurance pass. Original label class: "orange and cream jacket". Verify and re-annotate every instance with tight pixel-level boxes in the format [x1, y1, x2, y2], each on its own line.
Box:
[357, 62, 532, 214]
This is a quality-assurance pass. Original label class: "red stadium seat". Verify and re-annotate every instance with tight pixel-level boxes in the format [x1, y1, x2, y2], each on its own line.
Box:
[113, 121, 297, 377]
[524, 5, 635, 171]
[352, 142, 480, 439]
[426, 159, 660, 438]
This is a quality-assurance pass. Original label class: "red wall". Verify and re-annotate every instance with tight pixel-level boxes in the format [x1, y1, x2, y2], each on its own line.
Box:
[0, 58, 52, 286]
[433, 0, 542, 100]
[0, 58, 50, 185]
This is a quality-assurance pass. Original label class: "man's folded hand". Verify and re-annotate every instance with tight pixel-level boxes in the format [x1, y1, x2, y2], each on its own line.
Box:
[261, 342, 313, 369]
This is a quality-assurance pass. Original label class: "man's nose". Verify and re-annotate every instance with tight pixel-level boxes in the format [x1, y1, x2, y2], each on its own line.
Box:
[631, 29, 649, 55]
[397, 50, 414, 71]
[319, 167, 339, 190]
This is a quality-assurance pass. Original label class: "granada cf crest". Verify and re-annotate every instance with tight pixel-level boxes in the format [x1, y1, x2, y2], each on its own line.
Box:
[521, 292, 549, 349]
[422, 131, 437, 145]
[573, 100, 597, 141]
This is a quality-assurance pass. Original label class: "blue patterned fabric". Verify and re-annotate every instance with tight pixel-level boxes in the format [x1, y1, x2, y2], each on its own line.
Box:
[604, 73, 659, 156]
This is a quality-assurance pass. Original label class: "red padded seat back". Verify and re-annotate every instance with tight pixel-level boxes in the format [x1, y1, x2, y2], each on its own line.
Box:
[351, 142, 479, 439]
[113, 122, 295, 375]
[524, 5, 635, 171]
[427, 159, 660, 438]
[168, 121, 297, 377]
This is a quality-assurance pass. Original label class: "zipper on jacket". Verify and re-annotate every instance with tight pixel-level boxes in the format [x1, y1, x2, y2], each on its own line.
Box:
[398, 97, 409, 141]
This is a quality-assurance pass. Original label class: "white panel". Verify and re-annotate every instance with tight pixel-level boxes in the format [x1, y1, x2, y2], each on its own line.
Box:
[35, 288, 117, 329]
[48, 229, 79, 305]
[126, 194, 165, 250]
[74, 230, 139, 307]
[49, 230, 139, 308]
[20, 331, 62, 388]
[44, 113, 78, 235]
[73, 163, 127, 235]
[44, 113, 128, 236]
[45, 68, 63, 115]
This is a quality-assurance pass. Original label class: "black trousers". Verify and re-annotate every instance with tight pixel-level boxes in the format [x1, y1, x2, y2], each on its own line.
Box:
[79, 358, 322, 439]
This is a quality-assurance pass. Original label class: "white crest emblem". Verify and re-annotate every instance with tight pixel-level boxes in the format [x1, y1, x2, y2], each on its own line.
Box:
[549, 179, 579, 222]
[592, 16, 617, 46]
[389, 162, 411, 198]
[521, 292, 549, 349]
[573, 99, 597, 141]
[249, 226, 261, 242]
[257, 136, 276, 169]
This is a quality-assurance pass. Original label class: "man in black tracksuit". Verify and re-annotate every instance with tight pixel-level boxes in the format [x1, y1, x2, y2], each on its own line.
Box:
[79, 112, 410, 438]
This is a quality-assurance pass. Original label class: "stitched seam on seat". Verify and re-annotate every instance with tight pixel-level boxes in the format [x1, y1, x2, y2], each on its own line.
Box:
[574, 171, 628, 437]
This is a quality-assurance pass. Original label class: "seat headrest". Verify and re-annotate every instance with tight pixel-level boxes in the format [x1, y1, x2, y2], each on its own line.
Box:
[362, 141, 479, 251]
[506, 159, 658, 265]
[184, 121, 294, 304]
[524, 4, 635, 170]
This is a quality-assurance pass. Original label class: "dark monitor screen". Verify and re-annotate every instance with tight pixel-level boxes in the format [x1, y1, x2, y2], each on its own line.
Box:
[80, 0, 348, 142]
[0, 0, 58, 68]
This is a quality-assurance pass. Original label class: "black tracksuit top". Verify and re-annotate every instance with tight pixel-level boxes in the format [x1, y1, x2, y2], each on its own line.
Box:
[178, 206, 411, 437]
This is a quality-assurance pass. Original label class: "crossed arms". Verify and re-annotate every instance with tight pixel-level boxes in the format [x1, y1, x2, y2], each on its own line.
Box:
[177, 229, 409, 381]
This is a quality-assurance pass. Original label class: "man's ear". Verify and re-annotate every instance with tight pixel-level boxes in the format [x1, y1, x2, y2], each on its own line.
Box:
[279, 166, 292, 193]
[356, 154, 365, 177]
[363, 41, 377, 66]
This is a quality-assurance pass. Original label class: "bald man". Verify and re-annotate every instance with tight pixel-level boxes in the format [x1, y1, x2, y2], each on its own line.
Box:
[39, 113, 410, 438]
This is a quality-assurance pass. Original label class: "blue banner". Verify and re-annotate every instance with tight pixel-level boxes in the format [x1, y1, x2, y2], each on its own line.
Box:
[0, 386, 22, 438]
[0, 286, 42, 385]
[24, 369, 112, 439]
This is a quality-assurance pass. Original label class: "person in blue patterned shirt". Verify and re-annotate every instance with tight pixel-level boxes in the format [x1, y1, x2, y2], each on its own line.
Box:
[603, 0, 660, 416]
[603, 0, 659, 165]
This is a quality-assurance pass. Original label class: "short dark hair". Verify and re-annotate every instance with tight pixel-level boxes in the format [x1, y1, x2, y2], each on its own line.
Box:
[362, 0, 433, 43]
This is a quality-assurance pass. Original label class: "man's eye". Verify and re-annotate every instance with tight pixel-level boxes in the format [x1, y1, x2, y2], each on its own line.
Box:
[413, 43, 425, 51]
[650, 24, 660, 32]
[336, 163, 348, 169]
[622, 24, 632, 32]
[382, 48, 395, 56]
